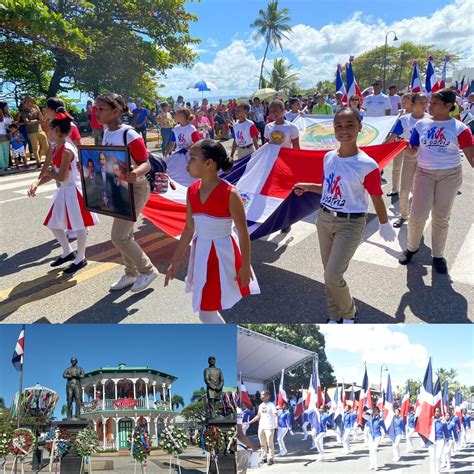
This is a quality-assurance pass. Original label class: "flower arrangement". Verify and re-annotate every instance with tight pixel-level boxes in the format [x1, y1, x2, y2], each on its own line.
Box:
[225, 426, 237, 454]
[8, 428, 35, 457]
[0, 430, 12, 461]
[201, 426, 237, 455]
[159, 426, 188, 455]
[75, 427, 99, 458]
[129, 425, 151, 464]
[44, 428, 71, 461]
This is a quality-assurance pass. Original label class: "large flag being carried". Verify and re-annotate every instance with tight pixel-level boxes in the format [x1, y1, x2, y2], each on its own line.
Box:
[433, 376, 442, 412]
[239, 376, 252, 407]
[12, 326, 25, 372]
[415, 358, 435, 443]
[277, 369, 288, 407]
[410, 61, 422, 93]
[357, 365, 373, 425]
[432, 56, 448, 92]
[346, 57, 362, 99]
[294, 394, 304, 420]
[425, 56, 437, 94]
[454, 390, 463, 425]
[347, 384, 355, 407]
[400, 384, 410, 419]
[383, 374, 396, 442]
[336, 64, 348, 103]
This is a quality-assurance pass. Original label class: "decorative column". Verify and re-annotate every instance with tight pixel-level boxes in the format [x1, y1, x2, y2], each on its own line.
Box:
[145, 381, 149, 409]
[168, 384, 172, 410]
[114, 417, 119, 451]
[114, 379, 118, 401]
[101, 380, 106, 410]
[93, 384, 97, 400]
[153, 382, 157, 403]
[133, 380, 137, 400]
[162, 383, 167, 402]
[102, 417, 107, 450]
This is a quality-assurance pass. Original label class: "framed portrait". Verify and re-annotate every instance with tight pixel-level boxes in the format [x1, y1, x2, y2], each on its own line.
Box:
[77, 145, 136, 221]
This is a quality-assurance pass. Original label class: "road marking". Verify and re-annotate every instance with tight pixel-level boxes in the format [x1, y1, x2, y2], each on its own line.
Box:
[0, 196, 32, 205]
[450, 223, 474, 286]
[259, 220, 315, 248]
[0, 178, 42, 191]
[0, 173, 38, 185]
[14, 183, 57, 195]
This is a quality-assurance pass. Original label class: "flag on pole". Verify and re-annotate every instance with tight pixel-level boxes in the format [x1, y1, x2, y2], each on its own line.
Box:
[357, 365, 372, 425]
[415, 357, 435, 443]
[294, 395, 304, 420]
[346, 57, 362, 99]
[433, 376, 442, 412]
[376, 390, 385, 410]
[410, 61, 422, 93]
[432, 56, 448, 92]
[414, 388, 421, 419]
[12, 326, 25, 372]
[425, 56, 437, 94]
[336, 64, 348, 103]
[239, 375, 252, 407]
[305, 374, 314, 409]
[454, 390, 463, 425]
[442, 380, 449, 415]
[383, 374, 396, 442]
[277, 369, 288, 407]
[315, 363, 324, 408]
[324, 388, 332, 408]
[340, 383, 346, 407]
[347, 384, 355, 407]
[400, 384, 411, 419]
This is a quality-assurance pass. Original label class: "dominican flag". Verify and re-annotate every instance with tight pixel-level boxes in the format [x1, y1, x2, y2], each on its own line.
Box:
[346, 57, 362, 100]
[433, 376, 442, 412]
[294, 395, 304, 420]
[357, 365, 372, 425]
[324, 388, 332, 408]
[376, 390, 385, 410]
[333, 384, 344, 437]
[336, 64, 348, 103]
[454, 390, 463, 425]
[415, 358, 435, 444]
[239, 376, 252, 407]
[400, 384, 410, 419]
[142, 142, 406, 240]
[12, 326, 25, 372]
[425, 56, 437, 94]
[277, 369, 288, 407]
[414, 388, 421, 419]
[347, 384, 355, 407]
[410, 61, 422, 93]
[306, 375, 314, 409]
[383, 374, 396, 442]
[340, 383, 346, 407]
[442, 380, 449, 415]
[315, 364, 324, 408]
[432, 56, 448, 92]
[466, 79, 474, 97]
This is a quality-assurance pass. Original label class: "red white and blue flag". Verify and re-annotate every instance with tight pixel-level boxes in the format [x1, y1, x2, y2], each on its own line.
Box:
[410, 61, 422, 93]
[294, 394, 304, 420]
[400, 384, 410, 419]
[239, 375, 252, 407]
[346, 57, 362, 100]
[12, 326, 25, 372]
[336, 64, 348, 103]
[415, 357, 435, 444]
[442, 380, 449, 415]
[454, 390, 463, 425]
[425, 56, 437, 94]
[383, 374, 396, 442]
[277, 369, 288, 407]
[143, 142, 406, 239]
[432, 56, 448, 92]
[357, 365, 372, 424]
[433, 376, 442, 412]
[347, 384, 355, 407]
[376, 391, 384, 410]
[324, 388, 332, 408]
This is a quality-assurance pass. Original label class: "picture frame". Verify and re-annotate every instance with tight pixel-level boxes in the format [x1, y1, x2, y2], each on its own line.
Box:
[78, 145, 136, 222]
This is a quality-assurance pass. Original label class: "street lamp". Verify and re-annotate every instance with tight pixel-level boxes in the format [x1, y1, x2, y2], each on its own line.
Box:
[383, 31, 398, 91]
[379, 364, 389, 393]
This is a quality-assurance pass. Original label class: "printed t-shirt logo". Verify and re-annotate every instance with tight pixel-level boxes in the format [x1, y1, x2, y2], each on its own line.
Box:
[421, 126, 450, 147]
[177, 133, 187, 145]
[236, 130, 246, 145]
[270, 130, 285, 144]
[321, 172, 346, 209]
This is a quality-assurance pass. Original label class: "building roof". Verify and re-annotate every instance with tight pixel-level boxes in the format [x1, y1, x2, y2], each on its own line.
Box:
[84, 363, 177, 382]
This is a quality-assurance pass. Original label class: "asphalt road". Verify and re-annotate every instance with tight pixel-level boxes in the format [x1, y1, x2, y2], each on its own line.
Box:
[0, 144, 472, 324]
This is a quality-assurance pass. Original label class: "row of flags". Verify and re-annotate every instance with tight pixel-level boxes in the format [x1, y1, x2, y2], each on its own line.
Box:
[335, 57, 360, 103]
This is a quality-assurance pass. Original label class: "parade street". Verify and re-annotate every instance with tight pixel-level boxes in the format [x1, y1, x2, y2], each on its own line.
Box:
[246, 430, 474, 473]
[0, 150, 472, 324]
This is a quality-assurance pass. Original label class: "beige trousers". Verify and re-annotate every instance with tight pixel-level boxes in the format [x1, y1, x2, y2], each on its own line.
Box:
[236, 451, 250, 474]
[111, 179, 155, 276]
[391, 151, 404, 192]
[258, 428, 275, 461]
[28, 131, 49, 164]
[237, 145, 255, 160]
[407, 166, 462, 258]
[399, 153, 418, 219]
[316, 210, 366, 320]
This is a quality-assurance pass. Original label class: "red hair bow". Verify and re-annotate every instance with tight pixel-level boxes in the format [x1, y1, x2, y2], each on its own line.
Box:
[55, 112, 70, 120]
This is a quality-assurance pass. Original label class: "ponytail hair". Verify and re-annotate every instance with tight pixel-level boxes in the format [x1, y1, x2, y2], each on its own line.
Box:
[176, 107, 194, 122]
[199, 139, 233, 172]
[50, 106, 73, 135]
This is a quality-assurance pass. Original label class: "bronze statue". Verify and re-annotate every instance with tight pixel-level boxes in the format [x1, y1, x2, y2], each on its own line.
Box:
[203, 356, 224, 419]
[63, 357, 85, 419]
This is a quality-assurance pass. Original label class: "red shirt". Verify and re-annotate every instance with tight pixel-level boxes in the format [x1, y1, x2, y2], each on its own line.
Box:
[90, 105, 103, 130]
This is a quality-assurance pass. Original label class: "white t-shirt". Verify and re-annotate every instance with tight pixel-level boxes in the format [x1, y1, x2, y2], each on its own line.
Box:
[391, 113, 429, 140]
[264, 120, 299, 148]
[388, 95, 402, 115]
[170, 124, 199, 150]
[284, 111, 300, 122]
[0, 116, 13, 135]
[231, 119, 259, 147]
[364, 93, 391, 117]
[258, 402, 277, 430]
[410, 118, 473, 170]
[102, 125, 149, 169]
[320, 149, 383, 213]
[251, 105, 265, 123]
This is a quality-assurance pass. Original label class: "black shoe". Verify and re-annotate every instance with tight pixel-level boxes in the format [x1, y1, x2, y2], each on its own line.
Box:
[50, 252, 76, 267]
[63, 259, 87, 274]
[432, 257, 448, 274]
[393, 217, 406, 228]
[399, 249, 418, 265]
[281, 226, 291, 233]
[386, 191, 399, 197]
[262, 458, 267, 464]
[268, 459, 274, 466]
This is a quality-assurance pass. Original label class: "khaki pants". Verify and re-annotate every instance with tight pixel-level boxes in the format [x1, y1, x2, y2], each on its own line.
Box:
[28, 131, 49, 164]
[237, 145, 255, 160]
[111, 179, 155, 276]
[407, 166, 462, 258]
[391, 151, 404, 192]
[258, 428, 275, 461]
[316, 210, 366, 320]
[399, 152, 418, 219]
[236, 450, 250, 474]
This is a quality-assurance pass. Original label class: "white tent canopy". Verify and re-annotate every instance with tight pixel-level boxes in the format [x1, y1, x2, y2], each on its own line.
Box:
[238, 327, 317, 385]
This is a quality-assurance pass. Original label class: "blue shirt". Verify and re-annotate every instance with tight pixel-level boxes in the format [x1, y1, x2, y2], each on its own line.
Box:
[278, 410, 292, 428]
[462, 415, 471, 429]
[368, 416, 386, 439]
[343, 412, 354, 429]
[452, 415, 461, 431]
[446, 420, 459, 441]
[408, 414, 416, 429]
[242, 409, 252, 423]
[133, 108, 148, 129]
[394, 417, 406, 436]
[320, 412, 334, 433]
[10, 134, 25, 150]
[434, 419, 448, 441]
[351, 412, 358, 425]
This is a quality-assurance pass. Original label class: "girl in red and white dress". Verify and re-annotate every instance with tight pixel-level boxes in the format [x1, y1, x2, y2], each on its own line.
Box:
[164, 139, 260, 323]
[28, 110, 99, 274]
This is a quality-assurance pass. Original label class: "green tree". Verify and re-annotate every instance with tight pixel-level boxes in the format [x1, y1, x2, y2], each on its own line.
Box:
[171, 394, 185, 411]
[398, 379, 422, 404]
[61, 404, 68, 417]
[190, 387, 206, 404]
[315, 80, 335, 96]
[0, 397, 5, 410]
[266, 58, 299, 96]
[350, 42, 460, 91]
[250, 0, 292, 89]
[242, 324, 336, 394]
[1, 0, 198, 100]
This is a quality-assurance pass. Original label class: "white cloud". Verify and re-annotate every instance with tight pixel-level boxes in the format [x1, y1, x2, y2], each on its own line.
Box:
[207, 37, 219, 48]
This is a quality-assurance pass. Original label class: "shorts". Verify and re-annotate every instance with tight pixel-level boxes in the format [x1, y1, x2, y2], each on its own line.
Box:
[13, 147, 26, 158]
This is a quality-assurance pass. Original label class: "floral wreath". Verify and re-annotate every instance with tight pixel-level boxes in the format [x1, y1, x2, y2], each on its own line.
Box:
[0, 431, 13, 465]
[201, 426, 227, 455]
[8, 428, 36, 457]
[159, 425, 188, 456]
[45, 428, 71, 462]
[129, 424, 151, 464]
[74, 426, 99, 458]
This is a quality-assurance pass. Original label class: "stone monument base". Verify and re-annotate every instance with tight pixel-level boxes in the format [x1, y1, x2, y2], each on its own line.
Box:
[56, 419, 92, 474]
[207, 417, 236, 474]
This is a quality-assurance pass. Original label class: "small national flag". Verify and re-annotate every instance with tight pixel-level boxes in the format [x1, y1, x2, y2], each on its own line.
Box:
[433, 376, 442, 412]
[383, 374, 396, 442]
[425, 56, 437, 94]
[12, 326, 25, 372]
[294, 395, 304, 420]
[336, 64, 348, 103]
[357, 365, 371, 425]
[400, 384, 410, 419]
[240, 376, 252, 407]
[415, 358, 435, 443]
[346, 57, 362, 99]
[442, 380, 449, 415]
[432, 56, 448, 92]
[277, 369, 288, 407]
[411, 61, 422, 93]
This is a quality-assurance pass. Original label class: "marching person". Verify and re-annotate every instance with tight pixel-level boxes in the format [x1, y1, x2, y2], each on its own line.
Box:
[367, 406, 386, 471]
[450, 407, 462, 453]
[406, 406, 417, 453]
[245, 390, 278, 466]
[163, 107, 200, 157]
[301, 408, 313, 443]
[276, 402, 292, 456]
[429, 407, 448, 474]
[461, 408, 471, 445]
[230, 102, 260, 161]
[342, 405, 354, 454]
[313, 405, 334, 462]
[442, 411, 458, 470]
[392, 408, 405, 462]
[400, 89, 474, 274]
[293, 107, 396, 323]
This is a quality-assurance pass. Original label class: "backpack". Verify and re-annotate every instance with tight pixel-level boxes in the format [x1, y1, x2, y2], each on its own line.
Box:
[122, 128, 167, 192]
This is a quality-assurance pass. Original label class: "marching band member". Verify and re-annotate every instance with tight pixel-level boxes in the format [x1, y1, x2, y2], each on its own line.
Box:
[314, 405, 334, 462]
[342, 405, 354, 454]
[392, 408, 405, 462]
[442, 412, 458, 470]
[429, 407, 448, 474]
[276, 402, 292, 457]
[406, 406, 417, 453]
[367, 407, 386, 471]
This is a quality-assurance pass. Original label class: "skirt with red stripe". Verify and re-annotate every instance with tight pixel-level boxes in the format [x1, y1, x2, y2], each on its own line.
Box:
[44, 185, 99, 230]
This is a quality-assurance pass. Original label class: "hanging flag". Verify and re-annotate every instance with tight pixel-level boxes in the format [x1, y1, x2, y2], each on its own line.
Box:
[454, 390, 463, 425]
[357, 365, 372, 425]
[346, 57, 362, 100]
[340, 383, 346, 407]
[414, 388, 421, 419]
[383, 374, 396, 442]
[400, 384, 411, 419]
[336, 64, 348, 103]
[12, 326, 25, 372]
[239, 376, 252, 407]
[376, 390, 385, 410]
[315, 363, 324, 408]
[347, 384, 355, 407]
[432, 56, 448, 92]
[294, 395, 304, 420]
[433, 376, 442, 412]
[324, 388, 332, 408]
[425, 56, 437, 94]
[306, 374, 314, 409]
[277, 369, 288, 407]
[415, 357, 435, 443]
[441, 380, 449, 415]
[334, 383, 344, 421]
[410, 61, 422, 93]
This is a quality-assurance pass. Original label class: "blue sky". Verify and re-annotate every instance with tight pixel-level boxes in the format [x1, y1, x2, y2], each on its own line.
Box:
[0, 325, 236, 417]
[319, 324, 474, 393]
[154, 0, 472, 100]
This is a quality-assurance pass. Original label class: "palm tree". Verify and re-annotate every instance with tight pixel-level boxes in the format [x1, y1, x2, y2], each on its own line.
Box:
[435, 368, 459, 384]
[0, 397, 5, 410]
[190, 387, 206, 404]
[61, 404, 68, 417]
[171, 394, 185, 411]
[267, 58, 299, 95]
[251, 0, 292, 88]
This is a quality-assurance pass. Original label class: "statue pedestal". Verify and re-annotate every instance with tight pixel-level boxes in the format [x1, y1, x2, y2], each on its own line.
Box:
[207, 418, 236, 474]
[56, 419, 91, 474]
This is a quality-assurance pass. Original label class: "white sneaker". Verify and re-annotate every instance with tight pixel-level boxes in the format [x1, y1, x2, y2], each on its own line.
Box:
[110, 274, 137, 291]
[130, 269, 159, 293]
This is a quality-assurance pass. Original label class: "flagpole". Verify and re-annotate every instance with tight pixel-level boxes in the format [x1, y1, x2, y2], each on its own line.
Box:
[16, 325, 25, 429]
[238, 372, 242, 409]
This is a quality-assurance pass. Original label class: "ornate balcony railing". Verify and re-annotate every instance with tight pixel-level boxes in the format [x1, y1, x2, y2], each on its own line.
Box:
[81, 398, 170, 413]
